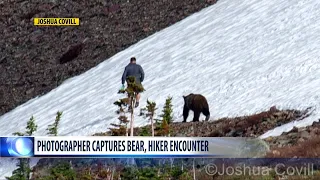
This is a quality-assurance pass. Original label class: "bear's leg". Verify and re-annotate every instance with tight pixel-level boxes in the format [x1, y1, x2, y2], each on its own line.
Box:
[202, 108, 210, 121]
[193, 111, 200, 122]
[183, 105, 189, 122]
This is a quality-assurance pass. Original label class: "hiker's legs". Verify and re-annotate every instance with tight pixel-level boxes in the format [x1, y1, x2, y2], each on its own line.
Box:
[135, 82, 142, 107]
[135, 93, 140, 107]
[127, 93, 140, 109]
[127, 93, 140, 103]
[136, 93, 140, 102]
[127, 95, 132, 106]
[127, 94, 133, 111]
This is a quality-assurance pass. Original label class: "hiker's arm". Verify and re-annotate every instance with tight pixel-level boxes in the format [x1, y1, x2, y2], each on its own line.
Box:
[139, 65, 144, 82]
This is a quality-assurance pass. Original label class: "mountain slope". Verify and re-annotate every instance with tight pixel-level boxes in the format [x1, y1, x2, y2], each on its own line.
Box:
[0, 0, 217, 116]
[1, 0, 320, 178]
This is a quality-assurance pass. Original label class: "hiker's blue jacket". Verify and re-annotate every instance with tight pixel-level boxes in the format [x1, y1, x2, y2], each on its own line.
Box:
[121, 63, 144, 84]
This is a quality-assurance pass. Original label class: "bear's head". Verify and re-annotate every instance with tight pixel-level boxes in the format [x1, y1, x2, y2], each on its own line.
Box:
[183, 93, 194, 100]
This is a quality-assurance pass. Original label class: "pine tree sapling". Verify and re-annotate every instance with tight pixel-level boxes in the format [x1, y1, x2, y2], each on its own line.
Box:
[125, 76, 145, 96]
[13, 116, 38, 136]
[25, 116, 37, 136]
[124, 76, 145, 136]
[161, 96, 173, 124]
[109, 116, 129, 136]
[6, 159, 31, 180]
[111, 99, 130, 136]
[144, 99, 157, 136]
[47, 111, 63, 136]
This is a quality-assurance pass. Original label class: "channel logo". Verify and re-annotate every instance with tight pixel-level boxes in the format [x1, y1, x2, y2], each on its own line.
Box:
[0, 137, 34, 157]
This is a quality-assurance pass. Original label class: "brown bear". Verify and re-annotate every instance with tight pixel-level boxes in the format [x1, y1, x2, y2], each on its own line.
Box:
[183, 93, 210, 122]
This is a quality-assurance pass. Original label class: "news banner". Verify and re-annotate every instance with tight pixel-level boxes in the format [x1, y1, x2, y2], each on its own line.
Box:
[0, 136, 262, 158]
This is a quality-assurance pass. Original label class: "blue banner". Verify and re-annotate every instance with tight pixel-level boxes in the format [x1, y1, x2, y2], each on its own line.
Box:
[0, 137, 34, 157]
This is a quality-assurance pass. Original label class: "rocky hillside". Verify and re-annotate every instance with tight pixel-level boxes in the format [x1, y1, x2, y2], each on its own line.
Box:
[0, 0, 218, 116]
[94, 106, 312, 138]
[265, 120, 320, 158]
[266, 121, 320, 148]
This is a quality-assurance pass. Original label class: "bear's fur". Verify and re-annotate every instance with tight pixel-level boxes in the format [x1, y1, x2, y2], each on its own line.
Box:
[183, 93, 210, 122]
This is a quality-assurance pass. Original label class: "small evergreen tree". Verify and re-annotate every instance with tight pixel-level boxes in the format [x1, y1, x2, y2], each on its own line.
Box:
[141, 99, 157, 136]
[7, 116, 38, 180]
[25, 116, 37, 136]
[6, 159, 31, 180]
[160, 96, 173, 124]
[118, 76, 144, 136]
[111, 98, 130, 136]
[13, 116, 37, 136]
[153, 97, 173, 136]
[47, 111, 63, 136]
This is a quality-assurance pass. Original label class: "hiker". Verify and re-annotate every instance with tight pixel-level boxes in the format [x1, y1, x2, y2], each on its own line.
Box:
[121, 57, 145, 108]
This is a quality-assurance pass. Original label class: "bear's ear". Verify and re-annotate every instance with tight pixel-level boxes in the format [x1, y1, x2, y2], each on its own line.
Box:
[183, 95, 186, 99]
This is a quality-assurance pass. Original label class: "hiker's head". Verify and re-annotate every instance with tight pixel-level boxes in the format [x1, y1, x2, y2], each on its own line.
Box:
[130, 57, 136, 63]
